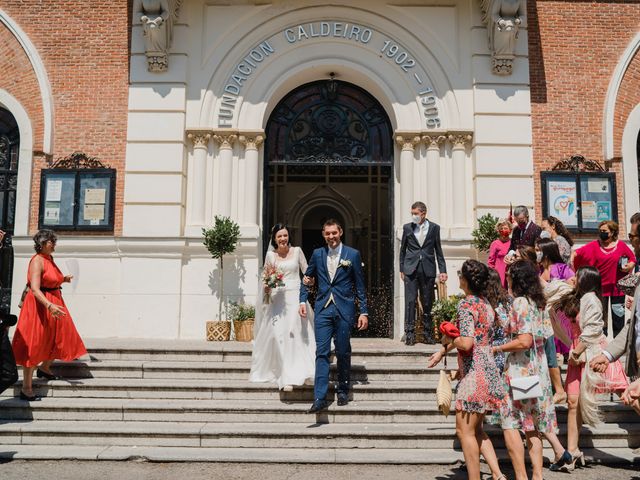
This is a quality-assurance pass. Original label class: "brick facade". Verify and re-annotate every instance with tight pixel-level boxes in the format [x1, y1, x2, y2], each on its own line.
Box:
[0, 1, 131, 235]
[528, 0, 640, 235]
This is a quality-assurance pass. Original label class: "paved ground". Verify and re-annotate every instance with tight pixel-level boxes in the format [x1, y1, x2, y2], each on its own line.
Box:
[0, 461, 639, 480]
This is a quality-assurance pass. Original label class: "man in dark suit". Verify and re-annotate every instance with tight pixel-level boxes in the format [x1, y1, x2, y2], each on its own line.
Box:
[400, 201, 447, 345]
[508, 205, 542, 251]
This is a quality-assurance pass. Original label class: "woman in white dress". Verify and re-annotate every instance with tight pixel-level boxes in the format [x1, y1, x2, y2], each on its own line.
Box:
[249, 224, 315, 391]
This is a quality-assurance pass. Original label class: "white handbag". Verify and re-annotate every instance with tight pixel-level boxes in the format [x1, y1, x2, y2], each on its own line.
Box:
[510, 375, 543, 401]
[510, 310, 544, 401]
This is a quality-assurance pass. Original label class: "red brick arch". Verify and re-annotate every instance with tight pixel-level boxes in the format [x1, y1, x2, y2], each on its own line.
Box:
[613, 50, 640, 159]
[0, 23, 43, 151]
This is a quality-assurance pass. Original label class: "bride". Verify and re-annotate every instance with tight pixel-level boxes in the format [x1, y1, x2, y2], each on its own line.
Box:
[249, 224, 315, 391]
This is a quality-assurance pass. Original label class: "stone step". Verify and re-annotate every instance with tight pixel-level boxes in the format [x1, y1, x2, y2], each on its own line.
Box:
[82, 338, 446, 363]
[2, 378, 443, 400]
[0, 397, 636, 425]
[50, 359, 453, 382]
[0, 420, 638, 450]
[0, 444, 637, 465]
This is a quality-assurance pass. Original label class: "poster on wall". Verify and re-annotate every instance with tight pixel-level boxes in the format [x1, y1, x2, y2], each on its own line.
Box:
[542, 171, 617, 233]
[546, 179, 578, 227]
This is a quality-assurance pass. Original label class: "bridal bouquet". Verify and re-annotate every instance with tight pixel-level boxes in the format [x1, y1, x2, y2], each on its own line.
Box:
[263, 265, 285, 304]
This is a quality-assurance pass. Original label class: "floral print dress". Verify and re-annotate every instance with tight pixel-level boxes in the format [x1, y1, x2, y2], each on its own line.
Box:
[500, 297, 558, 433]
[454, 295, 505, 414]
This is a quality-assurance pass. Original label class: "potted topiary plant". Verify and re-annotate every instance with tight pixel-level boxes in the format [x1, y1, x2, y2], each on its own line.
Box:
[202, 215, 241, 341]
[228, 302, 256, 342]
[471, 213, 500, 256]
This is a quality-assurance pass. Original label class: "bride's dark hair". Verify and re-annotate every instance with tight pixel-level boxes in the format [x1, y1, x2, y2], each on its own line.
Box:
[270, 223, 292, 249]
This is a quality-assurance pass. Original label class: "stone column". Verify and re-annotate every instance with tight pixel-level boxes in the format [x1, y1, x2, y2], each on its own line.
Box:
[213, 132, 238, 217]
[448, 133, 473, 227]
[422, 134, 447, 222]
[239, 132, 264, 226]
[186, 131, 211, 226]
[395, 134, 421, 216]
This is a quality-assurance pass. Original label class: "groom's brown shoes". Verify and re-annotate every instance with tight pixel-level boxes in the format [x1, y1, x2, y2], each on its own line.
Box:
[307, 400, 328, 414]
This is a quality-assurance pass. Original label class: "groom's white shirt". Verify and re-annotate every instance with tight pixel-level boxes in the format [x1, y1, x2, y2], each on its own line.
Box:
[325, 242, 343, 307]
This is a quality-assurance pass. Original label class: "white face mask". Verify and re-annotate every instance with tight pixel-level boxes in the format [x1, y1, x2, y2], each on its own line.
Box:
[536, 251, 543, 263]
[412, 214, 422, 224]
[539, 230, 552, 239]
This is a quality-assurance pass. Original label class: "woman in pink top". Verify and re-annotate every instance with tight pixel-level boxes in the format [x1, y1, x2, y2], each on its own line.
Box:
[572, 220, 636, 338]
[488, 219, 512, 287]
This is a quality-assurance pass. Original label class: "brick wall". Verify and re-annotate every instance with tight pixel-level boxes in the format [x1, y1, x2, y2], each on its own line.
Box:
[1, 1, 131, 235]
[528, 0, 640, 236]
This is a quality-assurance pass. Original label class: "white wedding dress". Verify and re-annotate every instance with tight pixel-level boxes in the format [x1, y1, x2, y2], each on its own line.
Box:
[249, 246, 316, 389]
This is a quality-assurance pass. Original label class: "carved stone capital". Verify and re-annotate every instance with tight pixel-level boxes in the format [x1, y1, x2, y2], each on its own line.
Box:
[239, 133, 265, 151]
[422, 134, 448, 149]
[186, 130, 212, 149]
[448, 133, 473, 149]
[212, 133, 238, 150]
[395, 134, 421, 152]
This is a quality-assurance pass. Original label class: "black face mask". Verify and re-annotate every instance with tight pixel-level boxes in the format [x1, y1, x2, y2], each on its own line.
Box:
[599, 231, 610, 241]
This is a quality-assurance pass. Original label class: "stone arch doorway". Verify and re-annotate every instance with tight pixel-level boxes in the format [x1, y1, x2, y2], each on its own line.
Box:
[264, 79, 394, 337]
[0, 107, 20, 314]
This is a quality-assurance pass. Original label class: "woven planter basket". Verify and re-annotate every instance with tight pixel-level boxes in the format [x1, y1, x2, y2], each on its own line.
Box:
[234, 319, 255, 342]
[206, 320, 231, 341]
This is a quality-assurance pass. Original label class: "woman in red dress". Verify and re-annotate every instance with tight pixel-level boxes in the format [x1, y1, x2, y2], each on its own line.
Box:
[12, 230, 87, 401]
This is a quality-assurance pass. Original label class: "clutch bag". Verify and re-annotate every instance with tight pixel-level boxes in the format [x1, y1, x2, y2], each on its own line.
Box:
[616, 272, 640, 296]
[510, 375, 542, 401]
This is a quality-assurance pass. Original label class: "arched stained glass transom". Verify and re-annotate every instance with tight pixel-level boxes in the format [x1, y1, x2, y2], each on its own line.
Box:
[267, 79, 393, 164]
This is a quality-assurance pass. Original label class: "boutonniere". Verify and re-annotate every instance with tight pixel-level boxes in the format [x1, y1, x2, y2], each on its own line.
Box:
[338, 259, 352, 268]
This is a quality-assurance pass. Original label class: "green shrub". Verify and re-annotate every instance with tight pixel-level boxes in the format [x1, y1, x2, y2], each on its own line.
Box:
[471, 213, 500, 253]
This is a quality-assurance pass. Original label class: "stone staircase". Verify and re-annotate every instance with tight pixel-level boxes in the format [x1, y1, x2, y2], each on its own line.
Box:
[0, 338, 638, 464]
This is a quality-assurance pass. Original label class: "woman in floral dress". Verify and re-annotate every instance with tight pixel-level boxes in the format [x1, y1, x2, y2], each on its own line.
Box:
[493, 259, 557, 480]
[430, 259, 506, 480]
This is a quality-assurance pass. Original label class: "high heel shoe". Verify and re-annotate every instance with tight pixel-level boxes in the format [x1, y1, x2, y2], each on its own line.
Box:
[19, 390, 39, 401]
[568, 450, 586, 470]
[36, 368, 59, 380]
[549, 450, 572, 472]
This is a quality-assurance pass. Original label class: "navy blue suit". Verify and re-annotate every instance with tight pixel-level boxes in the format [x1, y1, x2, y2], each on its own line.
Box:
[300, 244, 368, 401]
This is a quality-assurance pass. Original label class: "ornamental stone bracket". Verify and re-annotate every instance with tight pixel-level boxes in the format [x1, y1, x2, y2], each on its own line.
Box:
[187, 129, 266, 152]
[186, 130, 211, 149]
[133, 0, 184, 73]
[395, 134, 421, 152]
[479, 0, 525, 75]
[238, 131, 265, 151]
[395, 131, 474, 152]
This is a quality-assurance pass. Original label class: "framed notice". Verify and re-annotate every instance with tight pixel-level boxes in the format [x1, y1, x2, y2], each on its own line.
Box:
[541, 171, 617, 233]
[39, 169, 116, 231]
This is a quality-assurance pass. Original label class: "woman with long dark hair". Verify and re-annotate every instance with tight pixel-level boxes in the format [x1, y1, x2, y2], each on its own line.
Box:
[494, 260, 557, 480]
[553, 266, 628, 469]
[249, 224, 315, 391]
[430, 260, 505, 480]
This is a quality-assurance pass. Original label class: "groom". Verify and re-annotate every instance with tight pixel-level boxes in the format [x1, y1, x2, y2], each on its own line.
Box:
[299, 219, 368, 413]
